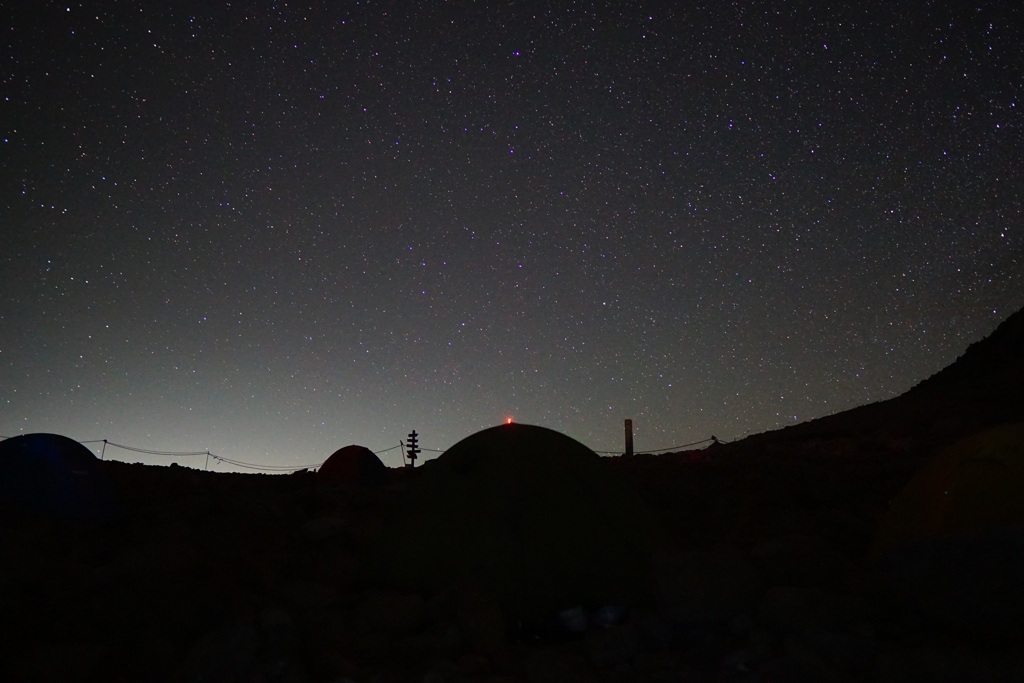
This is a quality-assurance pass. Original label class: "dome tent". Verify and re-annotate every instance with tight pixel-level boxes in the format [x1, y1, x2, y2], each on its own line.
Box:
[318, 444, 389, 486]
[0, 433, 115, 521]
[874, 421, 1024, 552]
[369, 423, 672, 622]
[873, 422, 1024, 642]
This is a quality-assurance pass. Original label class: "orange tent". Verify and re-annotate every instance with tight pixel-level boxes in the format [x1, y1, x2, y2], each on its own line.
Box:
[874, 421, 1024, 555]
[872, 422, 1024, 642]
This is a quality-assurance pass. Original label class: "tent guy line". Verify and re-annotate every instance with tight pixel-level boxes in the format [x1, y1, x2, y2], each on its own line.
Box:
[0, 433, 722, 473]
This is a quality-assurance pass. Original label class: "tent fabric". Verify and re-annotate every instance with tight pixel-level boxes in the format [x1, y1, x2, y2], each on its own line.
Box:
[873, 421, 1024, 555]
[0, 433, 114, 520]
[872, 422, 1024, 642]
[370, 423, 671, 621]
[318, 445, 389, 486]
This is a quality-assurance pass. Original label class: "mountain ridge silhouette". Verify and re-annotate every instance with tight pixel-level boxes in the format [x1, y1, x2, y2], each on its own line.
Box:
[733, 305, 1024, 450]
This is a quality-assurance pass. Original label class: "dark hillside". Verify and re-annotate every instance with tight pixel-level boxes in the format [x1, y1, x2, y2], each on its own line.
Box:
[740, 305, 1024, 448]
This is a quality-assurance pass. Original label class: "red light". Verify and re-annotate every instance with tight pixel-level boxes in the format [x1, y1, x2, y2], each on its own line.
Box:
[506, 417, 513, 424]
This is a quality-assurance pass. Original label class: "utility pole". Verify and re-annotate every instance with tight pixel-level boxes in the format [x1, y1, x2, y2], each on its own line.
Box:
[624, 419, 634, 457]
[406, 430, 421, 468]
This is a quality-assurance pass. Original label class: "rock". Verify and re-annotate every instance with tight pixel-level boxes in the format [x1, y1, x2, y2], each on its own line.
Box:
[720, 638, 773, 680]
[585, 623, 640, 668]
[347, 513, 386, 545]
[11, 641, 106, 683]
[284, 579, 340, 611]
[757, 586, 868, 635]
[593, 604, 628, 628]
[750, 532, 852, 590]
[631, 650, 689, 682]
[392, 630, 451, 662]
[307, 609, 365, 679]
[358, 591, 426, 637]
[782, 628, 878, 682]
[454, 652, 492, 677]
[302, 516, 348, 542]
[421, 658, 464, 683]
[179, 615, 259, 682]
[630, 608, 674, 649]
[656, 548, 759, 624]
[456, 583, 506, 656]
[89, 636, 177, 682]
[878, 645, 1024, 683]
[258, 607, 300, 667]
[878, 527, 1024, 643]
[558, 606, 588, 634]
[524, 646, 597, 683]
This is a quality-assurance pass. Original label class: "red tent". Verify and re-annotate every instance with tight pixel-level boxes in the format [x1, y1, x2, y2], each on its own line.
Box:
[317, 445, 389, 486]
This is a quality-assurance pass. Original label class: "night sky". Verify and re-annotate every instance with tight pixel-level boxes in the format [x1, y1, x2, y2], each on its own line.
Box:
[3, 1, 1022, 471]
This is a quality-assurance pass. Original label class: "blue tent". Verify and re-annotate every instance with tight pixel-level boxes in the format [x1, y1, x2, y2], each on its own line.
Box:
[0, 433, 116, 521]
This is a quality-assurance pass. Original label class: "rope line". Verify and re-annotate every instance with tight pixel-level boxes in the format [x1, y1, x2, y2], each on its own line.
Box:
[209, 454, 322, 471]
[644, 437, 721, 453]
[106, 441, 210, 457]
[1, 432, 725, 472]
[593, 436, 719, 455]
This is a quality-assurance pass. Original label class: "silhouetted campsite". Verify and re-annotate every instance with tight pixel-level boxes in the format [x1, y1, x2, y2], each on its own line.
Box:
[2, 307, 1023, 682]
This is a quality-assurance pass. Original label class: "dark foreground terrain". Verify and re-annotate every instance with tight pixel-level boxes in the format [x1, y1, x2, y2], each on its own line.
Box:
[3, 309, 1023, 683]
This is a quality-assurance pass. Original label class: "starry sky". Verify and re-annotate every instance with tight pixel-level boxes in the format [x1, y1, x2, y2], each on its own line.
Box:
[2, 1, 1022, 471]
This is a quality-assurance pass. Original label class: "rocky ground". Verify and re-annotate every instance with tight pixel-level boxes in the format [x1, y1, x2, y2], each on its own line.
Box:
[2, 430, 1023, 683]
